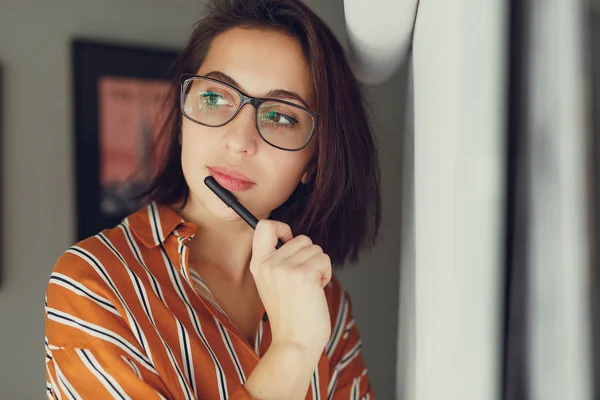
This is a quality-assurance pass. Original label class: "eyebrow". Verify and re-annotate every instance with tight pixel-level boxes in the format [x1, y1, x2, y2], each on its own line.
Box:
[205, 71, 310, 108]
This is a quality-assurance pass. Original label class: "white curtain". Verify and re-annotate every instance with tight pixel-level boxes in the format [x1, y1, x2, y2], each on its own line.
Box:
[344, 0, 594, 398]
[412, 1, 506, 399]
[524, 0, 593, 398]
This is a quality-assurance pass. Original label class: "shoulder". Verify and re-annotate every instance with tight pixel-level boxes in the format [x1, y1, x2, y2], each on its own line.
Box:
[47, 202, 185, 300]
[44, 224, 147, 349]
[54, 224, 126, 268]
[48, 221, 138, 297]
[45, 224, 140, 343]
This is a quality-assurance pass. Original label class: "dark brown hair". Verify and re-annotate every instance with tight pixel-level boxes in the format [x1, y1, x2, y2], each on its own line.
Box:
[143, 0, 381, 266]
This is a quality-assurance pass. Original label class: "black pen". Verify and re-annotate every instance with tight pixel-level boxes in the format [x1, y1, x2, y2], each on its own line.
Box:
[204, 176, 284, 249]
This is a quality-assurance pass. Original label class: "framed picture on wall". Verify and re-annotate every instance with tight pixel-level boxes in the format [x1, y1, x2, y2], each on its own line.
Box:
[73, 39, 179, 241]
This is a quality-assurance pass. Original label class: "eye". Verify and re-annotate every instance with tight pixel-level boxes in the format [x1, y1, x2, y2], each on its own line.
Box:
[198, 91, 232, 109]
[262, 111, 299, 126]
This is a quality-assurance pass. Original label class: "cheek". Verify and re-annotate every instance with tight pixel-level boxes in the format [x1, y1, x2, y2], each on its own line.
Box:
[180, 123, 216, 189]
[258, 153, 311, 204]
[270, 164, 304, 192]
[181, 121, 212, 162]
[240, 165, 303, 219]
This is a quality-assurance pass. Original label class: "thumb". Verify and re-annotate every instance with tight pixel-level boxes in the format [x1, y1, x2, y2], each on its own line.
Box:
[252, 220, 293, 260]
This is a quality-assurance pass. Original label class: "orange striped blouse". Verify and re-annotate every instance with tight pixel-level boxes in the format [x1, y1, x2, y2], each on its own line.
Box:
[44, 202, 374, 399]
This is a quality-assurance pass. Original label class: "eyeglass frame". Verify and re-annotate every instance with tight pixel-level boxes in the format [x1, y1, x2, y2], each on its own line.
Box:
[179, 73, 319, 152]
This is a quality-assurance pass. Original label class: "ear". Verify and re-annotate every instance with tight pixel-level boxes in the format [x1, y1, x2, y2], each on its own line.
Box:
[301, 159, 317, 184]
[301, 171, 310, 184]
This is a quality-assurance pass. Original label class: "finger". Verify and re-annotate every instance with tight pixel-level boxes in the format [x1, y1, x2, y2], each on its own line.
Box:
[252, 220, 293, 260]
[275, 234, 314, 259]
[297, 253, 332, 288]
[282, 244, 323, 268]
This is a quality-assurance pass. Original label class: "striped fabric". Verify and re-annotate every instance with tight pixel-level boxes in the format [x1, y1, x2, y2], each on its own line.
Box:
[45, 203, 374, 399]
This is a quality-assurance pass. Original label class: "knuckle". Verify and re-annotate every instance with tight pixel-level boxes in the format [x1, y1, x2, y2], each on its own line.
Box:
[255, 220, 267, 233]
[273, 220, 289, 229]
[257, 219, 271, 229]
[296, 235, 313, 246]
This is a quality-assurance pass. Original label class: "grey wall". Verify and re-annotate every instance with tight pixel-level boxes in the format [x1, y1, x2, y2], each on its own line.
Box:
[0, 0, 405, 398]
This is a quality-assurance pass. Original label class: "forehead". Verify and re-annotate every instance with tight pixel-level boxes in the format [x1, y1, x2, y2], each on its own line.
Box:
[197, 27, 312, 105]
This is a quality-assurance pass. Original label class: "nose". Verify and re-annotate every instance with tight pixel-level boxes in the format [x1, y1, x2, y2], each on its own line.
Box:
[220, 104, 259, 156]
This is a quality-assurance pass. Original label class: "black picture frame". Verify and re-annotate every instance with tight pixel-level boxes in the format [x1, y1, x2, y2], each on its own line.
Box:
[73, 39, 179, 241]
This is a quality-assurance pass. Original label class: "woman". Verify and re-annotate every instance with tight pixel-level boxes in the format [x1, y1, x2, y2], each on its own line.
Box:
[45, 0, 380, 398]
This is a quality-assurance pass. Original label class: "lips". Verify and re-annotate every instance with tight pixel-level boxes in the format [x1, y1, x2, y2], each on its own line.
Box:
[207, 166, 256, 192]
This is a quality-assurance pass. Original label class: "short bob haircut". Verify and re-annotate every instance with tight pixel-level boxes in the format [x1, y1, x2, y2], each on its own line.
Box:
[143, 0, 381, 267]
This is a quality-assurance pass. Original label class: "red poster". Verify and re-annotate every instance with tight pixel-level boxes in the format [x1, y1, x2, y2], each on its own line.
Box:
[98, 77, 170, 216]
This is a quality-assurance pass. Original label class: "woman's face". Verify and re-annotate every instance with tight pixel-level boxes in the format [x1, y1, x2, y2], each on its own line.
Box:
[180, 27, 316, 222]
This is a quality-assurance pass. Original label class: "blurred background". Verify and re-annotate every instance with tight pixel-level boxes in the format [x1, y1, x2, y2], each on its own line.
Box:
[1, 0, 599, 399]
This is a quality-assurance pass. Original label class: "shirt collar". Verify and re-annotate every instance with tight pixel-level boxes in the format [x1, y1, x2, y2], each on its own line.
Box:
[126, 202, 195, 248]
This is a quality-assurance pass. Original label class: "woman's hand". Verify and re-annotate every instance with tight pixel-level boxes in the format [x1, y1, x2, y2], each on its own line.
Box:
[250, 219, 332, 354]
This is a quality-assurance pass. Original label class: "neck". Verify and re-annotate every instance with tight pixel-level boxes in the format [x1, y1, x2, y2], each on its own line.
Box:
[178, 198, 256, 285]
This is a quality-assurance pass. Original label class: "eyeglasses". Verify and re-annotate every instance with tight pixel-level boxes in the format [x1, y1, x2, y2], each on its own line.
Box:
[179, 74, 318, 151]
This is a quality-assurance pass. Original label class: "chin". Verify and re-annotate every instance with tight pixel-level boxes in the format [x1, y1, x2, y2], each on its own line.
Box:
[192, 182, 281, 223]
[203, 194, 244, 222]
